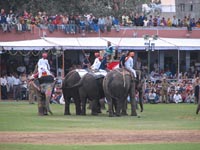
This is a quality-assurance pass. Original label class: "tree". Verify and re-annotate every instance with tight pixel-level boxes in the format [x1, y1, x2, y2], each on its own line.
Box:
[0, 0, 150, 16]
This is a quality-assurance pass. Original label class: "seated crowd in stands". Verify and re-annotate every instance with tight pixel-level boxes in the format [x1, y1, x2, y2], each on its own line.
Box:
[1, 8, 200, 34]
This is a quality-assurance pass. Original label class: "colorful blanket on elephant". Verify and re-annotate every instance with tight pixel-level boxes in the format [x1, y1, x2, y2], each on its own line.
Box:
[107, 61, 119, 70]
[75, 69, 107, 78]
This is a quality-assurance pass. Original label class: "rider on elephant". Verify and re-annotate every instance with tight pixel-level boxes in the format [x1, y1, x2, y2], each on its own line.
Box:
[124, 51, 137, 78]
[91, 52, 102, 70]
[105, 41, 114, 61]
[37, 52, 51, 78]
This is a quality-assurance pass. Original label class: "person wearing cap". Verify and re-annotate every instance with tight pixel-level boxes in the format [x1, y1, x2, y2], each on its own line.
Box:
[91, 52, 101, 70]
[124, 51, 137, 78]
[37, 52, 51, 78]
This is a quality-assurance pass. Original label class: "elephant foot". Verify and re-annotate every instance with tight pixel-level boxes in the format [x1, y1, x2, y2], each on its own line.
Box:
[121, 111, 128, 116]
[64, 112, 71, 115]
[81, 112, 86, 116]
[97, 110, 102, 113]
[109, 113, 114, 117]
[116, 113, 121, 117]
[196, 109, 199, 115]
[91, 112, 98, 116]
[131, 112, 137, 116]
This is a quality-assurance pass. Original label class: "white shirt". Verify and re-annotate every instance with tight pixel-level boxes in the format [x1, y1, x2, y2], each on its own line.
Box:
[0, 77, 7, 86]
[13, 77, 21, 86]
[7, 75, 14, 87]
[37, 58, 50, 71]
[91, 58, 101, 70]
[125, 57, 134, 70]
[173, 94, 182, 103]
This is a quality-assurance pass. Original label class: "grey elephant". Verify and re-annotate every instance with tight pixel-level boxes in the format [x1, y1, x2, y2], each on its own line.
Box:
[31, 75, 56, 116]
[103, 68, 143, 117]
[62, 70, 82, 115]
[62, 69, 105, 116]
[78, 73, 105, 115]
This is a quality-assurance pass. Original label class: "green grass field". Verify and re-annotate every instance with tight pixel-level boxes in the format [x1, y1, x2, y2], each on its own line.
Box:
[0, 101, 200, 150]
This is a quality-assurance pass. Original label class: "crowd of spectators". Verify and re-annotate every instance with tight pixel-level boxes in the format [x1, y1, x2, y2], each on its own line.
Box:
[1, 8, 200, 35]
[143, 68, 200, 104]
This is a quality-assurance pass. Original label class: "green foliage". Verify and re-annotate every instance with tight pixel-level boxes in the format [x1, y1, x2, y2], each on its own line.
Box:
[0, 0, 150, 16]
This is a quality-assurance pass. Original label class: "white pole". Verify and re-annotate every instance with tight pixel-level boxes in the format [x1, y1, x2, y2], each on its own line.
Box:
[177, 48, 180, 81]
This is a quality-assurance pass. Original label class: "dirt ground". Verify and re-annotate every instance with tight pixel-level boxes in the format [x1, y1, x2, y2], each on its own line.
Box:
[1, 130, 200, 145]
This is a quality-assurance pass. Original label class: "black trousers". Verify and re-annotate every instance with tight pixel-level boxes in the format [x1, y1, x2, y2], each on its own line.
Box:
[1, 85, 7, 99]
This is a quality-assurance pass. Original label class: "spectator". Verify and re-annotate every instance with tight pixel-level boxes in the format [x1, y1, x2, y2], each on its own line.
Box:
[185, 90, 195, 103]
[105, 16, 112, 32]
[0, 8, 7, 32]
[161, 77, 169, 103]
[172, 15, 178, 27]
[82, 53, 91, 70]
[166, 18, 172, 27]
[98, 15, 105, 33]
[148, 89, 157, 104]
[0, 74, 8, 100]
[13, 74, 21, 100]
[173, 91, 182, 103]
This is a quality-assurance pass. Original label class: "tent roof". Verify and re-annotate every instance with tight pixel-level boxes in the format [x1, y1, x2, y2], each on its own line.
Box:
[0, 37, 200, 51]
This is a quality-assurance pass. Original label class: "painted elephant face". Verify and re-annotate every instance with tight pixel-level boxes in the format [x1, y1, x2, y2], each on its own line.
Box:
[40, 83, 54, 97]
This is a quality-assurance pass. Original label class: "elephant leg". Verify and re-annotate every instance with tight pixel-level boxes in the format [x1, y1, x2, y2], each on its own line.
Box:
[91, 99, 100, 116]
[37, 92, 44, 116]
[99, 98, 106, 110]
[115, 99, 121, 117]
[121, 99, 128, 116]
[81, 97, 87, 115]
[196, 100, 200, 114]
[107, 96, 114, 117]
[130, 97, 137, 116]
[45, 96, 53, 115]
[64, 96, 71, 115]
[139, 90, 143, 112]
[74, 97, 81, 115]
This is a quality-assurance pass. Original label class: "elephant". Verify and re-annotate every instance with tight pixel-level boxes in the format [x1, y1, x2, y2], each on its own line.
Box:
[78, 73, 105, 115]
[103, 68, 143, 117]
[62, 70, 82, 115]
[62, 69, 106, 116]
[31, 75, 56, 116]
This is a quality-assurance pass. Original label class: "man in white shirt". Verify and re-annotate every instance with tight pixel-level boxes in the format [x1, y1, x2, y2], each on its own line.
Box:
[13, 74, 21, 100]
[91, 52, 101, 70]
[37, 52, 51, 78]
[124, 51, 137, 78]
[173, 91, 182, 104]
[0, 74, 8, 99]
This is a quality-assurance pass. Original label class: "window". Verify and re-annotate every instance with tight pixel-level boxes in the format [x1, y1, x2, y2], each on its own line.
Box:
[180, 3, 185, 11]
[190, 4, 193, 11]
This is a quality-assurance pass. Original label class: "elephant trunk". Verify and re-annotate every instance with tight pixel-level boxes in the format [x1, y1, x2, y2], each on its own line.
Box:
[139, 97, 143, 112]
